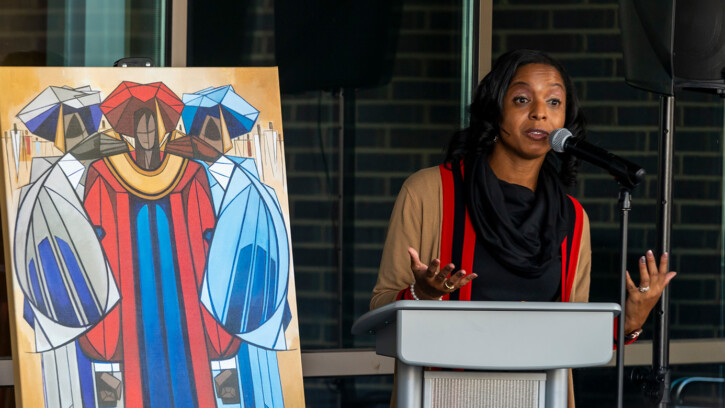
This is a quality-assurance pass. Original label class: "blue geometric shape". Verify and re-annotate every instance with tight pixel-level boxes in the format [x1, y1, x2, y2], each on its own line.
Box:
[226, 244, 253, 334]
[246, 245, 268, 331]
[23, 298, 35, 327]
[27, 258, 47, 316]
[236, 344, 258, 408]
[18, 86, 103, 142]
[26, 106, 60, 141]
[203, 159, 290, 345]
[76, 341, 96, 408]
[56, 236, 101, 324]
[136, 205, 172, 407]
[203, 228, 214, 243]
[155, 204, 195, 408]
[182, 85, 259, 139]
[94, 226, 105, 240]
[38, 238, 80, 327]
[88, 105, 103, 131]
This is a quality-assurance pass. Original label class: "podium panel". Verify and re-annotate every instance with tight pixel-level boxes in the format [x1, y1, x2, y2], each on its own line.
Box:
[353, 301, 620, 407]
[424, 371, 546, 408]
[397, 308, 612, 369]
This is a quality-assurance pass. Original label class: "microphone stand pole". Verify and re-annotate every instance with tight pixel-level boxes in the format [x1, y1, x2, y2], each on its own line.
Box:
[616, 187, 632, 408]
[652, 94, 675, 407]
[629, 95, 674, 406]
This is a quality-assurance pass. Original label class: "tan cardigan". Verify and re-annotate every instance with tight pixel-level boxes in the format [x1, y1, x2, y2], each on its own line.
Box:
[372, 166, 592, 309]
[370, 166, 592, 407]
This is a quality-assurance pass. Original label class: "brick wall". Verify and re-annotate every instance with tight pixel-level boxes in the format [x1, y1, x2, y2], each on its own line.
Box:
[276, 1, 464, 403]
[277, 1, 464, 351]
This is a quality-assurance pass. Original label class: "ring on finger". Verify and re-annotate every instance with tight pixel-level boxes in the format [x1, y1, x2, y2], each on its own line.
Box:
[638, 286, 650, 293]
[443, 280, 455, 290]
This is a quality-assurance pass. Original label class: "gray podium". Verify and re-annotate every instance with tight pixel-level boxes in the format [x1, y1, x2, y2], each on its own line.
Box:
[352, 300, 621, 408]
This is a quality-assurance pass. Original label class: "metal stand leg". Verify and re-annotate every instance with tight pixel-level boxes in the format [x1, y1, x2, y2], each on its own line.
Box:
[545, 368, 568, 408]
[396, 359, 423, 408]
[616, 188, 632, 408]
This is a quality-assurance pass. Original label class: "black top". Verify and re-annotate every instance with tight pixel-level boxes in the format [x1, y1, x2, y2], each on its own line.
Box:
[469, 178, 562, 301]
[463, 156, 568, 301]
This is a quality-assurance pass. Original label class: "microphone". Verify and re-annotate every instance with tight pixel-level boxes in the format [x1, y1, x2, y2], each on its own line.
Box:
[549, 128, 646, 189]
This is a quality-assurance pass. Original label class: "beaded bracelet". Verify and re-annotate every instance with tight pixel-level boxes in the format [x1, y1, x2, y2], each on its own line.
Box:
[410, 282, 442, 301]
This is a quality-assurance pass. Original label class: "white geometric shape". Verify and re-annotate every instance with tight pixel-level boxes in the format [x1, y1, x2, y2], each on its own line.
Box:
[236, 299, 287, 350]
[218, 357, 237, 370]
[30, 302, 89, 351]
[17, 88, 58, 121]
[274, 324, 287, 350]
[14, 163, 120, 331]
[52, 87, 80, 103]
[29, 157, 57, 184]
[263, 128, 279, 178]
[58, 153, 86, 190]
[93, 363, 115, 372]
[76, 92, 101, 106]
[63, 98, 84, 110]
[10, 129, 21, 174]
[209, 155, 234, 190]
[254, 131, 263, 179]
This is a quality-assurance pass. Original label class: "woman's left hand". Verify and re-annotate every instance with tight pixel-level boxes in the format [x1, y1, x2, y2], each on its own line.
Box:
[624, 250, 677, 334]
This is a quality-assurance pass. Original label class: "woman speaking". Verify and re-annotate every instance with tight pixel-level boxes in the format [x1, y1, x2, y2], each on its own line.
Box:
[370, 49, 675, 403]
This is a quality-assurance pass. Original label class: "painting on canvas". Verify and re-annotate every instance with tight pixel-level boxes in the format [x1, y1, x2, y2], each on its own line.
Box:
[0, 67, 304, 408]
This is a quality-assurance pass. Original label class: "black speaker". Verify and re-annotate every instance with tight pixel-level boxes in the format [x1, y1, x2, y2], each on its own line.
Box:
[620, 0, 725, 95]
[274, 0, 403, 94]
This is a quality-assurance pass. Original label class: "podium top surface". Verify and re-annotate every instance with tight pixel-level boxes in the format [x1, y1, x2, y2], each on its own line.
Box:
[351, 300, 621, 336]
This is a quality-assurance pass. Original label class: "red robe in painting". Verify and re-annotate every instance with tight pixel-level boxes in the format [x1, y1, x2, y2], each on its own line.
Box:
[77, 153, 241, 407]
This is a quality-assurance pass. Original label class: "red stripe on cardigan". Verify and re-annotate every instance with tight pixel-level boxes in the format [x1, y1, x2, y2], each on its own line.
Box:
[396, 287, 415, 301]
[459, 208, 475, 301]
[562, 196, 584, 302]
[560, 236, 568, 302]
[439, 165, 456, 301]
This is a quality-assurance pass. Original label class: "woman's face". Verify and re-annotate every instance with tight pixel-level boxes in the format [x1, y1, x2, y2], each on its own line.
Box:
[496, 63, 566, 161]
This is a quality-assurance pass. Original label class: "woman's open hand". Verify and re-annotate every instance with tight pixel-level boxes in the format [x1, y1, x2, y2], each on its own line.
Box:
[408, 247, 478, 299]
[624, 250, 677, 334]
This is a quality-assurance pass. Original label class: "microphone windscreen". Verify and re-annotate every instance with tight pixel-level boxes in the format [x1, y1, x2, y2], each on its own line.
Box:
[549, 128, 573, 153]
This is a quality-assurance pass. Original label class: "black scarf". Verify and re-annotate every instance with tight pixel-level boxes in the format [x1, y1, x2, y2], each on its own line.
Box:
[465, 155, 570, 277]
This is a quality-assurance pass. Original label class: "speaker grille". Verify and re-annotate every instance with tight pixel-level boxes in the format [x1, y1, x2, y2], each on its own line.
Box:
[424, 372, 545, 408]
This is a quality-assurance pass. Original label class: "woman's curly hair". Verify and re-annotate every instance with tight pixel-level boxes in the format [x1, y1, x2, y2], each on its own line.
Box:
[444, 49, 587, 187]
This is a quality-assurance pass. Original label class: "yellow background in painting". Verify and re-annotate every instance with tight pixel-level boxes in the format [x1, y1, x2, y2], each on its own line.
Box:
[0, 67, 303, 407]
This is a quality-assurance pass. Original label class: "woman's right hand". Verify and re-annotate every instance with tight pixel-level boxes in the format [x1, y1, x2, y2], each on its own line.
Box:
[408, 247, 478, 299]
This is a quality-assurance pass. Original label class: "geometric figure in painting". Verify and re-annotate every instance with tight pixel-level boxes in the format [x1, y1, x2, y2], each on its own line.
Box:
[214, 369, 241, 404]
[100, 81, 183, 139]
[16, 85, 103, 152]
[27, 156, 58, 185]
[57, 153, 88, 190]
[68, 130, 131, 161]
[95, 372, 122, 408]
[201, 156, 289, 350]
[182, 85, 260, 153]
[13, 162, 119, 350]
[164, 133, 223, 163]
[11, 123, 22, 174]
